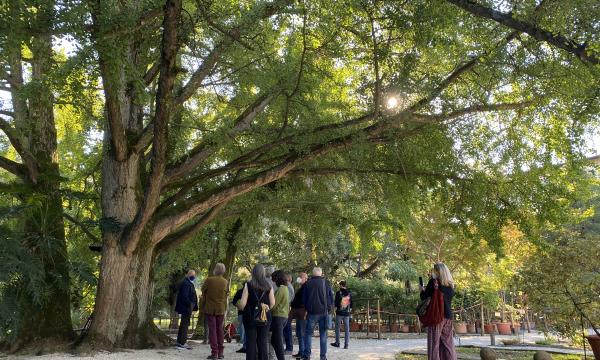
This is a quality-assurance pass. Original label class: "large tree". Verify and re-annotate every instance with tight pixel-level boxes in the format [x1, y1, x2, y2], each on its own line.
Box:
[1, 0, 598, 350]
[0, 0, 78, 348]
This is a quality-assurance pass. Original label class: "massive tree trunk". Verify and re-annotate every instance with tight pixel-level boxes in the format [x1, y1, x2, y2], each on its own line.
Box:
[87, 244, 167, 348]
[85, 0, 181, 348]
[2, 0, 74, 349]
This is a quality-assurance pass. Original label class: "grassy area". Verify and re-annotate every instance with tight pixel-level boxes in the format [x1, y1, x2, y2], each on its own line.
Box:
[397, 347, 583, 360]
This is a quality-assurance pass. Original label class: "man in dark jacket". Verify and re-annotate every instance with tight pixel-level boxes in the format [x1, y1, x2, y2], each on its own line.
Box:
[331, 280, 352, 349]
[175, 269, 198, 349]
[301, 267, 333, 360]
[291, 272, 308, 358]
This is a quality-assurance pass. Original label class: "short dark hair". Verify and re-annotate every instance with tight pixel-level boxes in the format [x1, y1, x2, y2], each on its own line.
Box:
[272, 270, 287, 287]
[339, 280, 347, 288]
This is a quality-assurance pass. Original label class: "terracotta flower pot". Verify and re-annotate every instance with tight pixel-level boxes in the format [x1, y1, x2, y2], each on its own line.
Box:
[401, 324, 410, 333]
[512, 323, 521, 334]
[454, 322, 467, 334]
[496, 322, 512, 335]
[349, 322, 360, 332]
[484, 323, 496, 334]
[586, 335, 600, 360]
[390, 324, 399, 333]
[369, 324, 378, 332]
[467, 323, 477, 333]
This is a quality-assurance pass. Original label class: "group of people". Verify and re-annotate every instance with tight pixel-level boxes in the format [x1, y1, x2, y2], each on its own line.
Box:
[231, 265, 352, 360]
[175, 263, 352, 360]
[174, 261, 457, 360]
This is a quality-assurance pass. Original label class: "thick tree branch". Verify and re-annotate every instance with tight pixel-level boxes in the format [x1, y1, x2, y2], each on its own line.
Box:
[122, 0, 182, 255]
[90, 0, 147, 163]
[164, 90, 279, 184]
[358, 258, 381, 278]
[174, 41, 226, 105]
[63, 213, 100, 243]
[0, 118, 38, 181]
[447, 0, 599, 65]
[155, 203, 226, 253]
[0, 155, 27, 178]
[153, 154, 302, 242]
[143, 61, 161, 86]
[131, 122, 154, 154]
[409, 57, 480, 112]
[0, 67, 20, 89]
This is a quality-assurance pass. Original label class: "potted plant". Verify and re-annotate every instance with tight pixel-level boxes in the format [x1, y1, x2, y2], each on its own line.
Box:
[350, 321, 360, 332]
[467, 322, 476, 333]
[496, 322, 512, 335]
[454, 321, 467, 334]
[401, 323, 410, 333]
[390, 323, 399, 332]
[484, 323, 496, 334]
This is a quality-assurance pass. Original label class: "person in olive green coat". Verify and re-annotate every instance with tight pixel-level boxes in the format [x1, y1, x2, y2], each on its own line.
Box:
[202, 263, 229, 360]
[270, 270, 290, 360]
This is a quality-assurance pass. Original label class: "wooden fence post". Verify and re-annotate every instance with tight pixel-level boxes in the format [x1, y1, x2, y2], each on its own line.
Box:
[377, 299, 381, 340]
[480, 302, 485, 336]
[367, 300, 370, 337]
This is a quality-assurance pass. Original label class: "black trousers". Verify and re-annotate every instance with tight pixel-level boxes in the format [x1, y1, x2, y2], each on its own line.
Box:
[270, 316, 287, 360]
[177, 313, 191, 345]
[244, 320, 270, 360]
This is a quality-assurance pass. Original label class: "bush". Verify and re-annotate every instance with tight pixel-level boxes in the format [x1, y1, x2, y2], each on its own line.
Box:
[346, 277, 419, 314]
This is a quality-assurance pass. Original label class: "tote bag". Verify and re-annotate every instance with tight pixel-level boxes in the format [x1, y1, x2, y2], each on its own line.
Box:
[417, 280, 445, 327]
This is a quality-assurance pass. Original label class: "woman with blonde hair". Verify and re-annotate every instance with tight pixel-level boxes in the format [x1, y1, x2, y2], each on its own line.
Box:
[420, 262, 456, 360]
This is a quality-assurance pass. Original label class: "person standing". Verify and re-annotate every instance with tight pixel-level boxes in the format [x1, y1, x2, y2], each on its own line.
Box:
[232, 284, 247, 353]
[237, 264, 276, 360]
[265, 265, 277, 290]
[302, 267, 333, 360]
[420, 262, 456, 360]
[283, 274, 295, 355]
[331, 280, 352, 349]
[201, 263, 229, 360]
[270, 270, 290, 360]
[175, 269, 198, 349]
[290, 272, 308, 358]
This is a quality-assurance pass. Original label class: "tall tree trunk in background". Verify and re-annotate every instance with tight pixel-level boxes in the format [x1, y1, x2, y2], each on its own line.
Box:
[3, 0, 73, 349]
[223, 219, 242, 280]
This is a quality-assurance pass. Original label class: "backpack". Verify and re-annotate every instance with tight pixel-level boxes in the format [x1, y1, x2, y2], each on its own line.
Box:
[252, 287, 270, 327]
[416, 279, 445, 327]
[340, 295, 351, 310]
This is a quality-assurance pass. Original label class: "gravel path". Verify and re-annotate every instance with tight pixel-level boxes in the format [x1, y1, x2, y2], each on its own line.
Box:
[8, 332, 582, 360]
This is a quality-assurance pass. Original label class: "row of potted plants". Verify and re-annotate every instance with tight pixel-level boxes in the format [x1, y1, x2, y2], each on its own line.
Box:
[452, 321, 523, 335]
[345, 320, 527, 336]
[347, 322, 420, 333]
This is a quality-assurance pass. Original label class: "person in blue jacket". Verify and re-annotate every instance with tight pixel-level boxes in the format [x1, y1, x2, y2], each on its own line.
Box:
[175, 269, 198, 349]
[301, 267, 333, 360]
